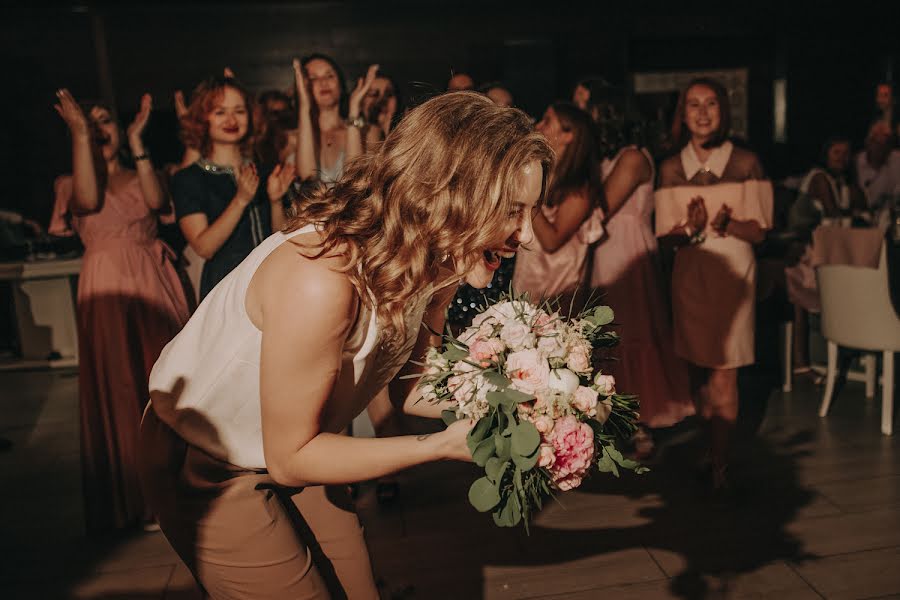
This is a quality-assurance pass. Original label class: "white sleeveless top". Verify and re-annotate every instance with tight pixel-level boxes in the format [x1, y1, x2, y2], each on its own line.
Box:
[148, 224, 431, 469]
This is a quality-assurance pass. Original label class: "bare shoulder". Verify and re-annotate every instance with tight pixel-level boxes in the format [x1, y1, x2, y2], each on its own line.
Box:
[248, 231, 358, 331]
[617, 148, 652, 177]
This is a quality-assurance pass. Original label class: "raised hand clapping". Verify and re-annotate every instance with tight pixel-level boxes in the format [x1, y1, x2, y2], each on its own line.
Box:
[54, 89, 89, 138]
[292, 58, 312, 114]
[348, 64, 380, 119]
[267, 163, 297, 204]
[126, 93, 153, 150]
[235, 163, 260, 207]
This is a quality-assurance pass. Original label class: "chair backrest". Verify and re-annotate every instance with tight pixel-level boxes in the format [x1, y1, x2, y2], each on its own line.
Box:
[816, 246, 900, 352]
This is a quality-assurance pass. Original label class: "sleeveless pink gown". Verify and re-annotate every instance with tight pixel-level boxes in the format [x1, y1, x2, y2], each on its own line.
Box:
[591, 149, 695, 428]
[54, 174, 191, 531]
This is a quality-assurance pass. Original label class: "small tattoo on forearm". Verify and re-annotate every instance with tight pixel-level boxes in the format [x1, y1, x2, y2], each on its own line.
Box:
[416, 434, 432, 441]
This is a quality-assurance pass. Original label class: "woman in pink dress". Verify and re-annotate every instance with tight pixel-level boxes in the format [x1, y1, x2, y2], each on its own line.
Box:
[54, 89, 191, 532]
[655, 79, 773, 490]
[513, 102, 603, 308]
[591, 138, 695, 432]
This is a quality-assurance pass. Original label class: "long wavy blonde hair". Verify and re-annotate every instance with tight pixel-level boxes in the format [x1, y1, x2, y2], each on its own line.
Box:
[285, 91, 553, 348]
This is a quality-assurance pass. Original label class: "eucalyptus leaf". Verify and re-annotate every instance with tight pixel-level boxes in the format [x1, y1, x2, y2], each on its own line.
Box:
[494, 433, 511, 460]
[467, 416, 493, 449]
[505, 492, 522, 527]
[472, 436, 496, 467]
[511, 446, 539, 471]
[468, 477, 501, 512]
[505, 388, 535, 404]
[486, 391, 507, 409]
[485, 457, 502, 482]
[592, 306, 615, 326]
[443, 344, 469, 362]
[597, 451, 615, 474]
[597, 447, 620, 476]
[482, 370, 511, 390]
[510, 421, 540, 457]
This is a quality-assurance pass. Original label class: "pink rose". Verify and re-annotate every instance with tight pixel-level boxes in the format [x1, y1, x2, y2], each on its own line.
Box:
[594, 373, 616, 396]
[532, 312, 552, 334]
[469, 339, 499, 367]
[547, 415, 595, 485]
[517, 401, 534, 415]
[538, 444, 556, 468]
[572, 386, 599, 415]
[505, 349, 550, 394]
[567, 344, 592, 374]
[533, 415, 555, 434]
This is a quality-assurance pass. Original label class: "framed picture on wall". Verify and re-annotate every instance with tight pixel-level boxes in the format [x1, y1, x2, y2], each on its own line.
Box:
[632, 68, 749, 139]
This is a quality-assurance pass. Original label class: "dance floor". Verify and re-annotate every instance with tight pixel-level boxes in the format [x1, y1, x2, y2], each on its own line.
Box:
[1, 368, 898, 599]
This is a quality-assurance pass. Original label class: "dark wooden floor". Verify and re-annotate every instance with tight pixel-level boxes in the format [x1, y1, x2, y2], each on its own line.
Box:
[0, 368, 897, 599]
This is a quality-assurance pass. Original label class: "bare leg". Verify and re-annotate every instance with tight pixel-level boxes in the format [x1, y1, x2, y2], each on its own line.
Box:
[704, 368, 739, 489]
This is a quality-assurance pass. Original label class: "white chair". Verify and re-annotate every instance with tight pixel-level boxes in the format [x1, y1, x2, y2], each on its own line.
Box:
[781, 321, 875, 394]
[816, 247, 900, 435]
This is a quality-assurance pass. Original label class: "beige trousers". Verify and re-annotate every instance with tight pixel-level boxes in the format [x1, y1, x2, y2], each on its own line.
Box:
[138, 405, 379, 599]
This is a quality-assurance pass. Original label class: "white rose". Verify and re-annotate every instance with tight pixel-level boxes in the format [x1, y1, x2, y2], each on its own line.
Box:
[487, 301, 516, 321]
[457, 327, 480, 345]
[500, 320, 531, 350]
[537, 335, 567, 359]
[547, 368, 580, 395]
[505, 349, 551, 394]
[471, 311, 497, 328]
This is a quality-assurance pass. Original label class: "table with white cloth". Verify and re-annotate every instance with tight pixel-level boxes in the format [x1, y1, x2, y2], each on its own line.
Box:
[0, 257, 81, 369]
[786, 224, 887, 313]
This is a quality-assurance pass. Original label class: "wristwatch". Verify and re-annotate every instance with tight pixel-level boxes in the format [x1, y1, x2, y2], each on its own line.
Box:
[347, 115, 366, 129]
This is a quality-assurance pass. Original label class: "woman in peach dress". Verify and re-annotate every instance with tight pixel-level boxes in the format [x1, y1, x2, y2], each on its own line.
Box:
[655, 78, 773, 490]
[54, 90, 190, 532]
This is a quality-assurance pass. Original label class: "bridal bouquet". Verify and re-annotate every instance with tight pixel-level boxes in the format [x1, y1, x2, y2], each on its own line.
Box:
[416, 294, 647, 530]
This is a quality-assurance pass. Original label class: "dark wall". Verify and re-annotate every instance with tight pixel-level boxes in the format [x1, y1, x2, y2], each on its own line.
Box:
[1, 3, 894, 225]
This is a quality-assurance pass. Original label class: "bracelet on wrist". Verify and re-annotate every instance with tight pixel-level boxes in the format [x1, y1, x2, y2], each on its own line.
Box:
[133, 152, 151, 162]
[346, 115, 366, 129]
